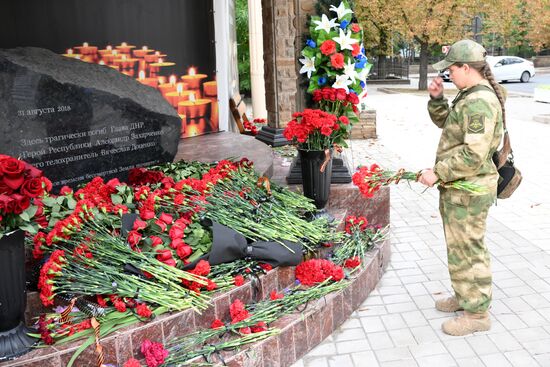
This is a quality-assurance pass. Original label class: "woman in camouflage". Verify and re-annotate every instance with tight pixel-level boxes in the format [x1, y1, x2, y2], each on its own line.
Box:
[418, 39, 506, 336]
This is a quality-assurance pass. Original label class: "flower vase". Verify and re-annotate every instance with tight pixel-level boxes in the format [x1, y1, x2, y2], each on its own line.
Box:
[298, 149, 333, 209]
[0, 230, 37, 361]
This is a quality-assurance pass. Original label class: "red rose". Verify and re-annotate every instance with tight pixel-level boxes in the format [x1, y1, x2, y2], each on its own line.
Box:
[176, 244, 192, 259]
[12, 193, 30, 214]
[159, 212, 173, 224]
[127, 230, 142, 246]
[59, 186, 73, 195]
[170, 237, 184, 249]
[336, 88, 347, 101]
[41, 177, 52, 193]
[339, 116, 350, 125]
[156, 249, 173, 261]
[351, 23, 361, 33]
[140, 210, 155, 220]
[330, 53, 345, 69]
[0, 158, 26, 190]
[0, 194, 13, 214]
[169, 225, 184, 240]
[351, 43, 361, 57]
[149, 236, 163, 247]
[20, 177, 44, 198]
[154, 219, 167, 232]
[133, 219, 148, 231]
[320, 40, 336, 55]
[0, 180, 13, 195]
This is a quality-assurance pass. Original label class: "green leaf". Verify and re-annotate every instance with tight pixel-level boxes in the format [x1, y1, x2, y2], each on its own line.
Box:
[56, 196, 65, 205]
[19, 223, 37, 234]
[111, 194, 123, 205]
[67, 198, 77, 210]
[19, 212, 30, 222]
[41, 196, 57, 207]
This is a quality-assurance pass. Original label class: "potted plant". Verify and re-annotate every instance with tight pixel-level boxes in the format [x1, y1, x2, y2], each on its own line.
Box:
[0, 154, 50, 360]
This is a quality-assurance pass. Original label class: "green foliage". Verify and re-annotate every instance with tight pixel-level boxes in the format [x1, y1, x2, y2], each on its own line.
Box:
[235, 0, 251, 94]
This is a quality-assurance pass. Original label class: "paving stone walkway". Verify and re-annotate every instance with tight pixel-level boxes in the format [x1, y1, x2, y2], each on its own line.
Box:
[292, 85, 550, 367]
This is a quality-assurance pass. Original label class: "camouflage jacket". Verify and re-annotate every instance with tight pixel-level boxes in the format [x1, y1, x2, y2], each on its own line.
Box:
[427, 79, 504, 193]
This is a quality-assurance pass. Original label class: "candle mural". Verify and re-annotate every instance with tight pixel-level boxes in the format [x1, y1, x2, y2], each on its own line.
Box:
[0, 0, 218, 138]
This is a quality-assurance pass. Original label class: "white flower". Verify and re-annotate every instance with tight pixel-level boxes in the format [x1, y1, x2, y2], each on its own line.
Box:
[299, 55, 316, 79]
[332, 29, 358, 51]
[356, 66, 369, 85]
[343, 58, 358, 82]
[313, 14, 339, 34]
[332, 74, 353, 92]
[329, 2, 354, 20]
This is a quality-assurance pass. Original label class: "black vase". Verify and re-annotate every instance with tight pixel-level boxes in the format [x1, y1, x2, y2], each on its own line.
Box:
[0, 230, 37, 361]
[298, 149, 333, 209]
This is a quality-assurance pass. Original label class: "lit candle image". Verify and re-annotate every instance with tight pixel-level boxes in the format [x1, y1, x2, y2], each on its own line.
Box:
[63, 48, 81, 58]
[158, 74, 178, 97]
[149, 57, 176, 76]
[137, 70, 159, 88]
[75, 42, 98, 55]
[114, 54, 138, 69]
[178, 114, 187, 135]
[177, 92, 211, 118]
[133, 45, 154, 58]
[99, 45, 114, 57]
[181, 67, 207, 90]
[144, 51, 166, 63]
[203, 81, 218, 97]
[166, 83, 194, 108]
[116, 42, 135, 54]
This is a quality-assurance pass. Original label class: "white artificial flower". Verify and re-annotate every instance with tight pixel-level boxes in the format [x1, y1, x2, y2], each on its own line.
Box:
[343, 58, 358, 82]
[332, 74, 353, 92]
[299, 55, 316, 79]
[329, 2, 353, 20]
[332, 29, 359, 51]
[313, 14, 339, 34]
[357, 66, 369, 85]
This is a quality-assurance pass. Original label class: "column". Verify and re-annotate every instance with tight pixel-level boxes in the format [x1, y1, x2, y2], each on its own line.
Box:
[248, 0, 267, 119]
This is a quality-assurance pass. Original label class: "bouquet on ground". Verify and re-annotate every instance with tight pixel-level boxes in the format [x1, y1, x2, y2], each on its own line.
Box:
[352, 164, 489, 198]
[0, 154, 51, 237]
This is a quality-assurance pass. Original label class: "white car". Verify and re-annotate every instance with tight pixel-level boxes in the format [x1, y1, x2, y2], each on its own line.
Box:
[487, 56, 535, 83]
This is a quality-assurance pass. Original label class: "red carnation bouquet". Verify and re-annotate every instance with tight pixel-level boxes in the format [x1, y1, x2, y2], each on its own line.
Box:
[0, 154, 51, 236]
[283, 108, 350, 150]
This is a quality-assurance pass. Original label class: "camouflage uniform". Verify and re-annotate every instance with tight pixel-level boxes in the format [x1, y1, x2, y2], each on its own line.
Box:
[427, 79, 503, 314]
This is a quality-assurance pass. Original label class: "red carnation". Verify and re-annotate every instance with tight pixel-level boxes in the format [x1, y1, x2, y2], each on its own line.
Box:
[124, 358, 142, 367]
[230, 299, 250, 323]
[339, 116, 349, 125]
[211, 319, 224, 329]
[351, 43, 361, 57]
[141, 339, 169, 367]
[344, 256, 361, 269]
[59, 186, 73, 195]
[251, 321, 268, 333]
[136, 303, 153, 318]
[114, 300, 127, 312]
[260, 263, 273, 271]
[270, 290, 284, 300]
[234, 274, 245, 286]
[351, 23, 361, 33]
[320, 40, 336, 55]
[330, 53, 345, 69]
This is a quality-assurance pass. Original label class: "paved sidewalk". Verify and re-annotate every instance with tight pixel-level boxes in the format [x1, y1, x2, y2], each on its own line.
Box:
[292, 87, 550, 367]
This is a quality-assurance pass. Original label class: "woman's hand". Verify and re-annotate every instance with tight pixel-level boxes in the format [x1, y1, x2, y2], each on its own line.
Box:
[428, 76, 444, 99]
[419, 169, 439, 187]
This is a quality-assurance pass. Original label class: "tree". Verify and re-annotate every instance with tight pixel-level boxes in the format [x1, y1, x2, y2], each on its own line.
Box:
[235, 0, 251, 94]
[356, 0, 478, 90]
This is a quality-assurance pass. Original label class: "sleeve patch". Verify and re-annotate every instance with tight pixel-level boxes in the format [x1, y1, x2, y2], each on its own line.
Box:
[467, 114, 485, 133]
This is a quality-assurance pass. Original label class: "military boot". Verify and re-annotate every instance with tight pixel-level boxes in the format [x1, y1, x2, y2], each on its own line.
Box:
[435, 295, 463, 312]
[442, 311, 491, 336]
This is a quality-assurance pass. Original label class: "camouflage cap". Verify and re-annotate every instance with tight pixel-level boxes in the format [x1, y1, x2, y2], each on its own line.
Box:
[432, 39, 487, 71]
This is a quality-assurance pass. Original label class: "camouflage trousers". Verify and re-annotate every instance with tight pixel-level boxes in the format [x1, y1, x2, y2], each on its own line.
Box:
[439, 190, 495, 313]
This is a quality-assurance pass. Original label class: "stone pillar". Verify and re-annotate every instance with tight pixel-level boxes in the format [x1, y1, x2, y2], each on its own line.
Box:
[261, 0, 298, 128]
[248, 0, 267, 119]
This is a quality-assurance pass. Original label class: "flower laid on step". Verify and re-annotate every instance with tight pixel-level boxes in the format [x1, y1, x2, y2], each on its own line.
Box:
[0, 154, 51, 236]
[141, 339, 169, 367]
[295, 258, 344, 285]
[352, 164, 489, 198]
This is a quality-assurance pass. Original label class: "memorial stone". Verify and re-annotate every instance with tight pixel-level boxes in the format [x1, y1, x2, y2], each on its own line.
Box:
[0, 47, 181, 190]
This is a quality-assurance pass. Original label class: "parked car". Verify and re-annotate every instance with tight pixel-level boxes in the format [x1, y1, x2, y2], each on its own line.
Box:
[487, 56, 535, 82]
[437, 56, 535, 83]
